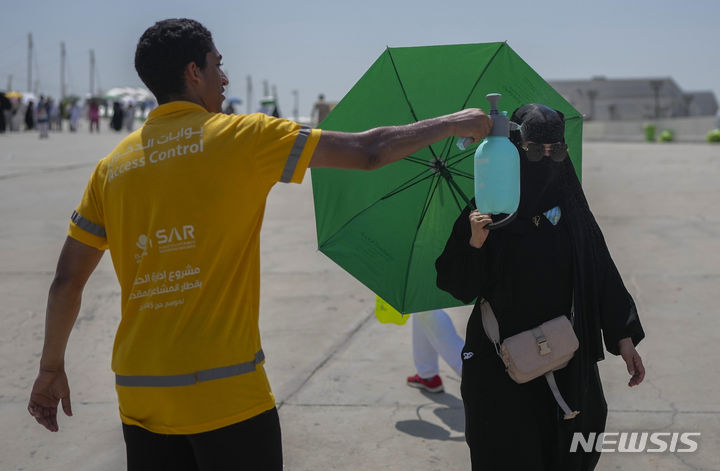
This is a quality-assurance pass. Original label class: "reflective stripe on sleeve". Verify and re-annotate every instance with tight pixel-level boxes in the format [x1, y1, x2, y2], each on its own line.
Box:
[115, 349, 265, 387]
[280, 127, 311, 183]
[71, 210, 106, 238]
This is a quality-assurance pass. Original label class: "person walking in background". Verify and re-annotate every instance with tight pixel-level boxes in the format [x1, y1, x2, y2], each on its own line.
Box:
[124, 103, 136, 132]
[24, 100, 35, 130]
[36, 96, 50, 139]
[311, 93, 331, 126]
[68, 100, 81, 132]
[9, 98, 22, 131]
[49, 98, 62, 131]
[27, 18, 492, 471]
[406, 309, 464, 393]
[0, 91, 10, 133]
[110, 102, 124, 131]
[88, 100, 100, 132]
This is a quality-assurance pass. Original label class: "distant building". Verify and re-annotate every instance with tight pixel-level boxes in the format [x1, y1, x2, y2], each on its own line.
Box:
[549, 76, 718, 121]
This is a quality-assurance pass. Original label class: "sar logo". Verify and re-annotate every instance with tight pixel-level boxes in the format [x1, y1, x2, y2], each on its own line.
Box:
[155, 225, 196, 253]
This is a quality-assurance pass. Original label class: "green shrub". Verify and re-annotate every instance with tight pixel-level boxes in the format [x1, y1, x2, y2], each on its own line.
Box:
[644, 124, 656, 142]
[659, 129, 674, 142]
[707, 129, 720, 143]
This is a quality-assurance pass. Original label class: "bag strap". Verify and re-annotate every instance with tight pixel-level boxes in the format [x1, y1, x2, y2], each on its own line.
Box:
[479, 299, 500, 343]
[479, 300, 503, 359]
[480, 293, 575, 342]
[544, 372, 580, 420]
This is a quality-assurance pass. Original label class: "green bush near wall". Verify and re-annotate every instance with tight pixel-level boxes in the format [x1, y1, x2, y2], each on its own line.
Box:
[707, 129, 720, 143]
[659, 130, 675, 142]
[644, 124, 656, 142]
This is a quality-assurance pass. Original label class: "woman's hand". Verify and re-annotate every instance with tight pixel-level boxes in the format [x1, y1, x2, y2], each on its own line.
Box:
[468, 210, 492, 248]
[618, 337, 645, 387]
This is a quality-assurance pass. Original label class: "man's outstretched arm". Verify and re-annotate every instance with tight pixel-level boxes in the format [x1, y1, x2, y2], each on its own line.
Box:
[28, 236, 104, 432]
[309, 109, 492, 170]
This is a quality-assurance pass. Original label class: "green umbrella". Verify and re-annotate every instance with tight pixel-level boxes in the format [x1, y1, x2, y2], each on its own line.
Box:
[311, 42, 583, 314]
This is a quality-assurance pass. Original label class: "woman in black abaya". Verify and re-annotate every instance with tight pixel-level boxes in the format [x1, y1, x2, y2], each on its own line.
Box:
[435, 104, 646, 471]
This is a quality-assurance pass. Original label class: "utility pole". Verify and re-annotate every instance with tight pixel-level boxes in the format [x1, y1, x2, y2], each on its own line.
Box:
[292, 89, 299, 122]
[263, 80, 269, 97]
[60, 42, 66, 100]
[89, 49, 96, 97]
[246, 75, 252, 114]
[27, 33, 33, 92]
[6, 74, 12, 91]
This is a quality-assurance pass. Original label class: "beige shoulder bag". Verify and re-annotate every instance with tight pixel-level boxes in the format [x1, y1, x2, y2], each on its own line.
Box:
[480, 299, 580, 420]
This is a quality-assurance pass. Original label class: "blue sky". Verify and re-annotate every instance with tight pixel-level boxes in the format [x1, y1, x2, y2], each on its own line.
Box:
[1, 0, 717, 118]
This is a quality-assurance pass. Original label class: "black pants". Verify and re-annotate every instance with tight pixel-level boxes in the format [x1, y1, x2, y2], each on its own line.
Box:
[122, 407, 282, 471]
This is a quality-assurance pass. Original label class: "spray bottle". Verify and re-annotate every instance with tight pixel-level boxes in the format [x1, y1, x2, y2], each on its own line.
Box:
[459, 93, 520, 229]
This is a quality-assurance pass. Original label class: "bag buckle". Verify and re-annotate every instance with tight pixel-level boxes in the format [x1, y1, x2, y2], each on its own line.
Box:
[538, 339, 552, 356]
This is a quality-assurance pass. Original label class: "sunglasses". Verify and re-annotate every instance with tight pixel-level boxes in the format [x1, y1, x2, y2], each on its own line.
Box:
[521, 142, 568, 162]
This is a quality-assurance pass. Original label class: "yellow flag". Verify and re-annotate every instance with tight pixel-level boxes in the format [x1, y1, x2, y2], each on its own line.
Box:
[375, 296, 409, 325]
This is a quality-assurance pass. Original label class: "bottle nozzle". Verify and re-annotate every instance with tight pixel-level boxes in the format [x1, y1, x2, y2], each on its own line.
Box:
[486, 93, 502, 115]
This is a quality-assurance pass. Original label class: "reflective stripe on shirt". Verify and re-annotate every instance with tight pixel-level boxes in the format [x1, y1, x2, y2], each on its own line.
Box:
[71, 210, 106, 238]
[280, 127, 311, 183]
[116, 349, 265, 387]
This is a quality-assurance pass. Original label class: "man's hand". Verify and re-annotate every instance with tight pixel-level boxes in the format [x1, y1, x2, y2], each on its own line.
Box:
[446, 108, 493, 145]
[28, 368, 73, 432]
[468, 210, 492, 248]
[27, 237, 103, 432]
[618, 337, 645, 387]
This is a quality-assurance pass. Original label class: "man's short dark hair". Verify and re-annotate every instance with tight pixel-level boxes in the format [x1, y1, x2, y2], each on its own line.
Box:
[135, 19, 214, 103]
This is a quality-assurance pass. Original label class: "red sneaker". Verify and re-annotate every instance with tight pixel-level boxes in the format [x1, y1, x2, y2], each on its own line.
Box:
[406, 374, 444, 393]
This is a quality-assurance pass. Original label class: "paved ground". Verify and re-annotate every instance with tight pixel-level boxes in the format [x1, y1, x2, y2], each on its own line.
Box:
[0, 128, 718, 470]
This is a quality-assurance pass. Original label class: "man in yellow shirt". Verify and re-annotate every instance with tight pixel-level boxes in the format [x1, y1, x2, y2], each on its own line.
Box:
[27, 18, 492, 470]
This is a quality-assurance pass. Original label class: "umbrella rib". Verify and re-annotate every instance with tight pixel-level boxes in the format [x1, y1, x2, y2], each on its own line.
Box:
[459, 42, 507, 110]
[400, 173, 443, 312]
[447, 167, 473, 180]
[381, 171, 436, 201]
[438, 135, 453, 163]
[443, 174, 465, 213]
[386, 48, 439, 161]
[405, 155, 432, 167]
[444, 149, 475, 167]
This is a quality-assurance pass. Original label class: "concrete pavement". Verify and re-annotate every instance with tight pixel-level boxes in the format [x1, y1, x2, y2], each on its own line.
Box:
[1, 129, 718, 470]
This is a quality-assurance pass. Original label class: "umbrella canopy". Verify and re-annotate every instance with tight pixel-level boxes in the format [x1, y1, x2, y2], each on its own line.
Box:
[311, 42, 583, 314]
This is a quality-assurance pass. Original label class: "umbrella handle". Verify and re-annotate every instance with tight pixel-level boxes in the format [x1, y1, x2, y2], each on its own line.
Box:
[486, 211, 517, 230]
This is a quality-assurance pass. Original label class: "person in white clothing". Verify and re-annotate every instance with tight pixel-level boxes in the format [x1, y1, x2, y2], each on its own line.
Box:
[407, 309, 464, 393]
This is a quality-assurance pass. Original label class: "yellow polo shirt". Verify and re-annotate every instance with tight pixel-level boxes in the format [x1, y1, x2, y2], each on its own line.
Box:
[67, 101, 321, 434]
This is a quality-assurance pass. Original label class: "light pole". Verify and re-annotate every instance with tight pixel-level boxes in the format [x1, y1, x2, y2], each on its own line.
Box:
[27, 33, 33, 92]
[89, 49, 96, 97]
[60, 42, 66, 100]
[246, 75, 252, 114]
